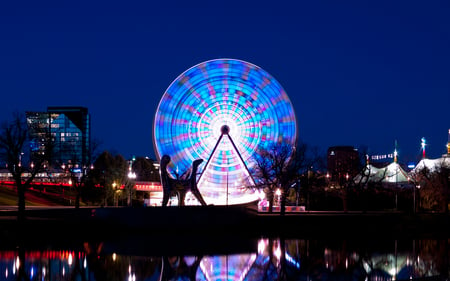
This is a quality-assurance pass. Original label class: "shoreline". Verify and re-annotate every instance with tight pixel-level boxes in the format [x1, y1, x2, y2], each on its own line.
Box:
[0, 206, 448, 256]
[1, 206, 448, 236]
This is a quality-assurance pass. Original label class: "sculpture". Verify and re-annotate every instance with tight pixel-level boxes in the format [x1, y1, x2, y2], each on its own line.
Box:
[160, 255, 203, 280]
[160, 155, 207, 206]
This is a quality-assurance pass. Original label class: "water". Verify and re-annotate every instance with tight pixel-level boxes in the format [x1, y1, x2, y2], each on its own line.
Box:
[0, 237, 448, 280]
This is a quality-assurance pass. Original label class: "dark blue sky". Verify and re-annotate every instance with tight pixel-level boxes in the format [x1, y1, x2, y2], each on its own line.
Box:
[1, 0, 449, 163]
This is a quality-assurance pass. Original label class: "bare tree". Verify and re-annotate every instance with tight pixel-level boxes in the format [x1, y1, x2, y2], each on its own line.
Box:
[87, 151, 128, 206]
[411, 159, 450, 213]
[252, 142, 313, 214]
[133, 156, 160, 182]
[0, 113, 52, 221]
[61, 138, 101, 208]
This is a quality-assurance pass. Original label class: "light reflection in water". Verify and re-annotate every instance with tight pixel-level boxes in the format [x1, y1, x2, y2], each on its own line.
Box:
[0, 238, 447, 280]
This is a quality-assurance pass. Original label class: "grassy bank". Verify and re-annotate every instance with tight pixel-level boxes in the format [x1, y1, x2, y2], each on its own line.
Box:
[0, 185, 64, 206]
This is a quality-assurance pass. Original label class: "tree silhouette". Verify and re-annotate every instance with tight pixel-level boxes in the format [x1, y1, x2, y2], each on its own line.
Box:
[0, 113, 53, 222]
[411, 159, 450, 213]
[87, 151, 128, 206]
[59, 138, 100, 208]
[251, 142, 318, 214]
[133, 156, 160, 182]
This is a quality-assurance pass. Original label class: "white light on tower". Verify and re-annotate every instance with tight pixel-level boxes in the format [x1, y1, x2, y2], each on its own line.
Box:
[421, 137, 426, 159]
[447, 129, 450, 155]
[394, 140, 398, 163]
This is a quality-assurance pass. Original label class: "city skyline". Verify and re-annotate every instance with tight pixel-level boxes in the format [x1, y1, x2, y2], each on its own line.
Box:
[0, 1, 449, 163]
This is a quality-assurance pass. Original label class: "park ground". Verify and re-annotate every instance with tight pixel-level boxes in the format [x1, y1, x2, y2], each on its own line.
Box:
[1, 183, 449, 246]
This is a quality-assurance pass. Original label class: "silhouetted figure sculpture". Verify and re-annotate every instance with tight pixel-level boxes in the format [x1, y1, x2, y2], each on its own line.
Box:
[160, 155, 207, 206]
[160, 255, 203, 280]
[83, 241, 107, 281]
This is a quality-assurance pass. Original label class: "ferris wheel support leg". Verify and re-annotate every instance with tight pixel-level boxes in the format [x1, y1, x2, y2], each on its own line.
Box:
[227, 134, 257, 186]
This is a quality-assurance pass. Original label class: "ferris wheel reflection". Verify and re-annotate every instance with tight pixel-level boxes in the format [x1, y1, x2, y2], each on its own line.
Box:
[0, 237, 446, 280]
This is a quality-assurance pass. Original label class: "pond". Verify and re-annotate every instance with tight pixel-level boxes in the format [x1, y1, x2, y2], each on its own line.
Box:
[0, 236, 448, 280]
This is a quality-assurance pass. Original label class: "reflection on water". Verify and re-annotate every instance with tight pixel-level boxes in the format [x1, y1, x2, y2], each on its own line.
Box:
[0, 238, 448, 280]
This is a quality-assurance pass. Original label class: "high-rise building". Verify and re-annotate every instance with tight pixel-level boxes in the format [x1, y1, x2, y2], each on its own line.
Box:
[327, 146, 360, 183]
[26, 107, 90, 168]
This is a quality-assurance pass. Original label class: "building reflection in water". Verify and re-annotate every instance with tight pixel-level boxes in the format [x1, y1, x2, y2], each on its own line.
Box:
[0, 238, 447, 280]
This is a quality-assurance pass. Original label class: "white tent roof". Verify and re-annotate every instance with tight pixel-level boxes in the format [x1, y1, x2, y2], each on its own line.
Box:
[354, 162, 410, 184]
[410, 156, 450, 175]
[354, 164, 382, 183]
[383, 162, 410, 183]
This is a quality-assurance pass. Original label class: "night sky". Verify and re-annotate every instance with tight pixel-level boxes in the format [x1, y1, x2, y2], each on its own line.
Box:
[1, 1, 449, 164]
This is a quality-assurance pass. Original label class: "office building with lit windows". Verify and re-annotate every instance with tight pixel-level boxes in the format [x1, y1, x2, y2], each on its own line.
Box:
[26, 107, 90, 168]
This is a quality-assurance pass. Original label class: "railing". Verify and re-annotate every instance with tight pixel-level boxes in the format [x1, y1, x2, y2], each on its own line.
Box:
[0, 178, 162, 191]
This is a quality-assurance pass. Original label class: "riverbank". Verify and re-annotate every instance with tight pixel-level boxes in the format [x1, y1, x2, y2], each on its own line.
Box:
[1, 206, 449, 242]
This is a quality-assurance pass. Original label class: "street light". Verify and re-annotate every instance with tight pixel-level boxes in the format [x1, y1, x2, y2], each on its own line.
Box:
[127, 158, 136, 206]
[18, 152, 24, 167]
[128, 170, 136, 179]
[414, 184, 420, 214]
[127, 172, 136, 206]
[112, 182, 118, 206]
[275, 188, 282, 207]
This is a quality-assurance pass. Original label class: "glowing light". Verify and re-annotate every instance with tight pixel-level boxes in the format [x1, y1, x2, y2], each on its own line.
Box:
[133, 181, 162, 191]
[285, 252, 300, 269]
[5, 268, 8, 278]
[112, 253, 117, 261]
[258, 239, 268, 255]
[128, 171, 136, 179]
[363, 261, 371, 273]
[447, 129, 450, 154]
[66, 252, 72, 266]
[274, 242, 282, 261]
[15, 256, 20, 271]
[153, 58, 297, 205]
[389, 266, 396, 277]
[421, 137, 426, 158]
[199, 254, 257, 281]
[184, 256, 197, 266]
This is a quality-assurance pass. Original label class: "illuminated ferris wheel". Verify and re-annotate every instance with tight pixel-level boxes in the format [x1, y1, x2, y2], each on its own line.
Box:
[153, 58, 297, 205]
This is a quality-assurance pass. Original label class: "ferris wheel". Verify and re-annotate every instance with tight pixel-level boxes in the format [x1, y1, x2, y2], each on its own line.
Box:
[153, 58, 297, 205]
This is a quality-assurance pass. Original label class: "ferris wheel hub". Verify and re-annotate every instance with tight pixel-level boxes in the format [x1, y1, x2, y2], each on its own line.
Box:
[221, 125, 230, 135]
